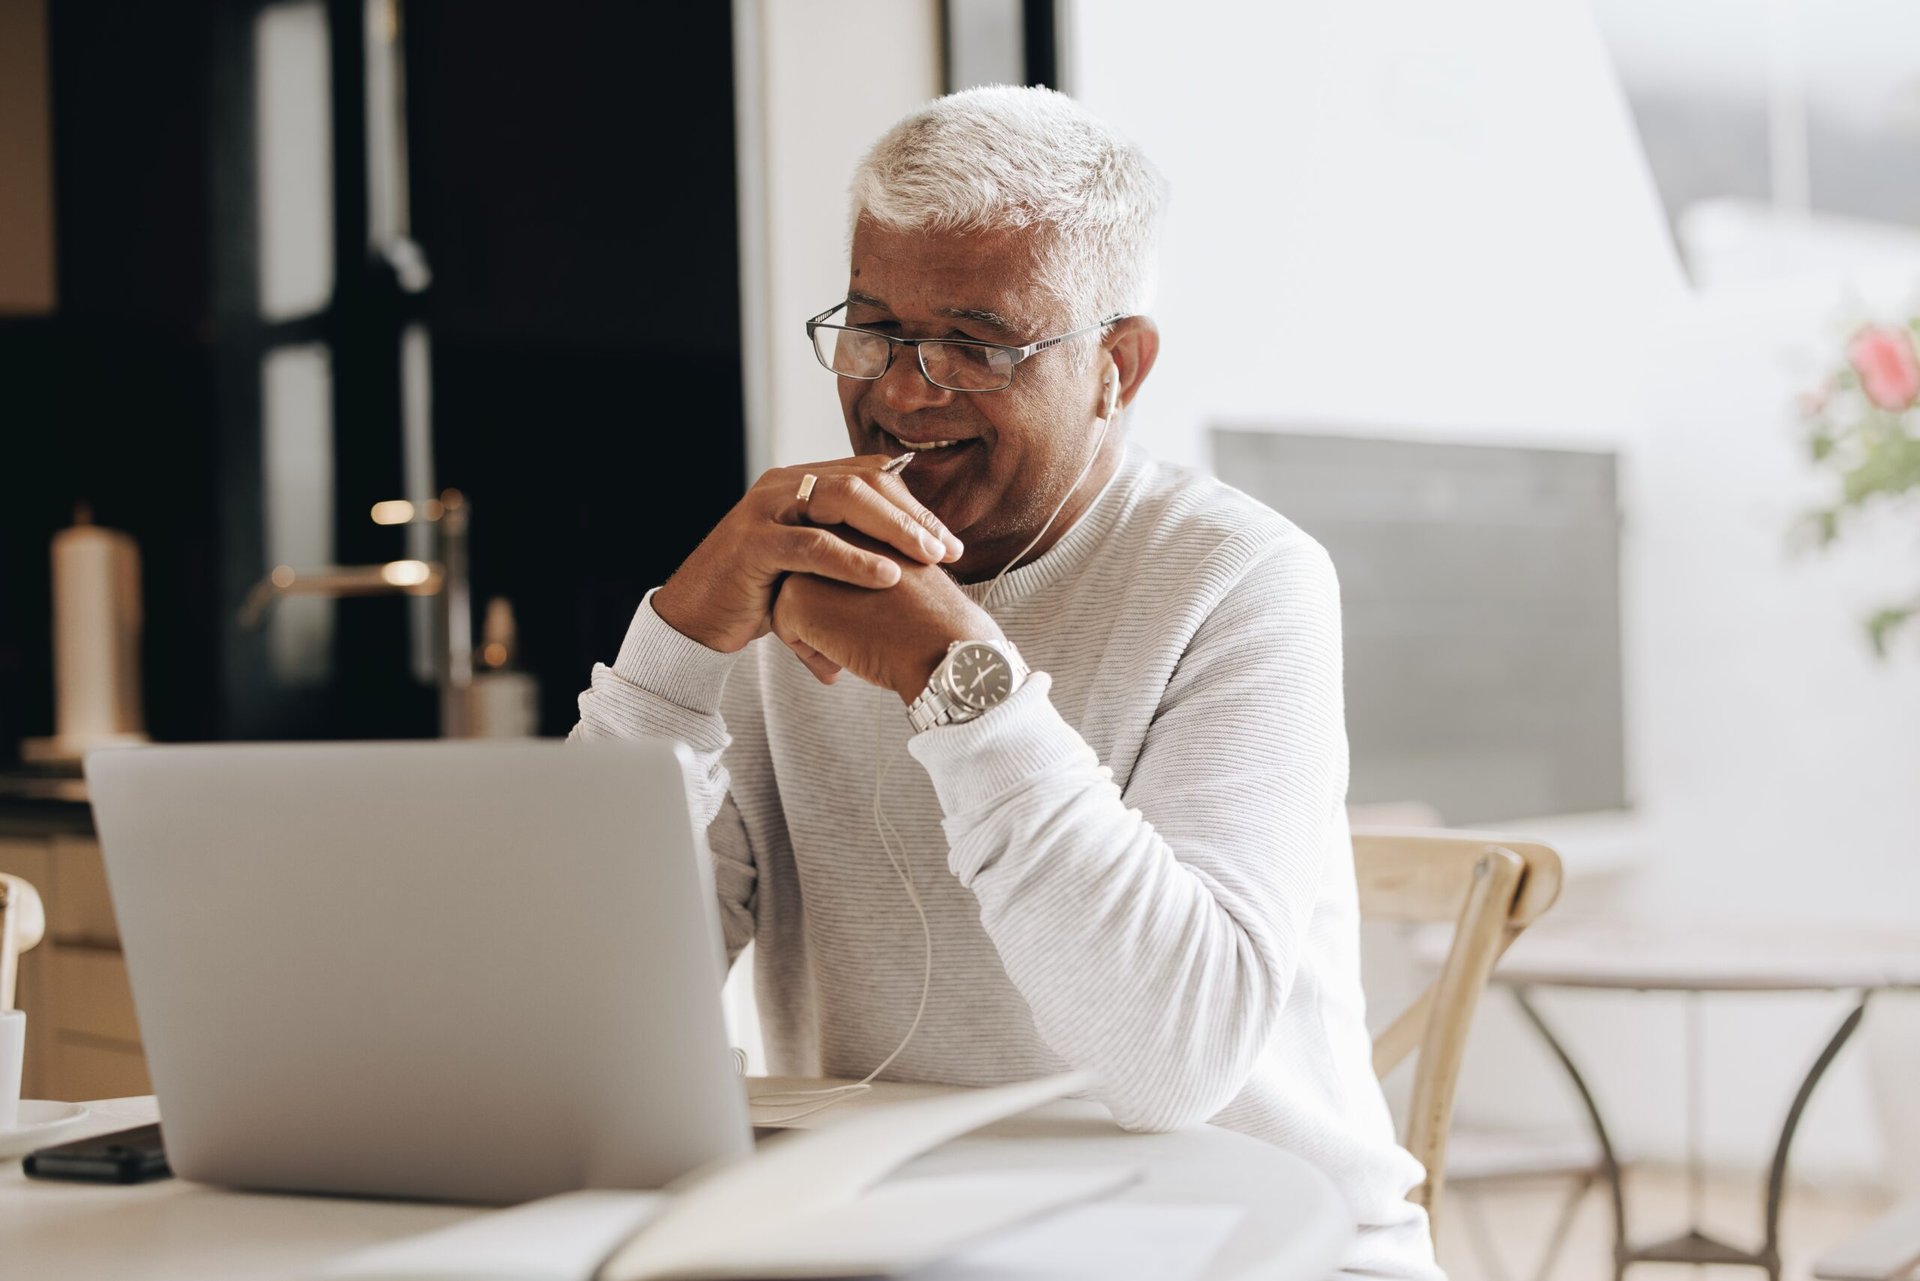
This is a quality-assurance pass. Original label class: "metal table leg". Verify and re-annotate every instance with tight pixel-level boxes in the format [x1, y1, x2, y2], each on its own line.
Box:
[1514, 987, 1633, 1281]
[1759, 995, 1872, 1280]
[1514, 985, 1874, 1281]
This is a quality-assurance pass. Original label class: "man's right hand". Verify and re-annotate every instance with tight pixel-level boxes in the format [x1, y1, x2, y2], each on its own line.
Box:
[652, 455, 964, 655]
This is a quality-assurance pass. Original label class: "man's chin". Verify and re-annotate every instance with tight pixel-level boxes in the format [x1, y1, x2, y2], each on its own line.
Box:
[903, 471, 981, 535]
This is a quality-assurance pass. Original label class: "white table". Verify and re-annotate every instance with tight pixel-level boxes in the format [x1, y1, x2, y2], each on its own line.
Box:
[1482, 919, 1920, 1281]
[1, 1081, 1354, 1281]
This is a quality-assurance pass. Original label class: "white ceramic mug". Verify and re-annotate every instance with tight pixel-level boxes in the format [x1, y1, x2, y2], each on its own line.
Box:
[0, 1009, 24, 1130]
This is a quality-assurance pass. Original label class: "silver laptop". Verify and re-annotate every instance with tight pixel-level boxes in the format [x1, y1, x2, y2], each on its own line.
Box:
[84, 739, 752, 1204]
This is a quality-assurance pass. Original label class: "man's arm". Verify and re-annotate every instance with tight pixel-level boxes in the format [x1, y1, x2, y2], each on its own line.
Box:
[907, 538, 1345, 1131]
[570, 590, 761, 959]
[573, 452, 961, 956]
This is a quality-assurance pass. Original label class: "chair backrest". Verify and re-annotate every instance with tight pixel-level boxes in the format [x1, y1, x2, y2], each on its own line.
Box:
[1351, 827, 1563, 1229]
[1, 871, 49, 1011]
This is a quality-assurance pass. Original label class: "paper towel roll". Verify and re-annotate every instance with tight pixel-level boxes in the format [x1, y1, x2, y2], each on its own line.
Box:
[50, 508, 148, 756]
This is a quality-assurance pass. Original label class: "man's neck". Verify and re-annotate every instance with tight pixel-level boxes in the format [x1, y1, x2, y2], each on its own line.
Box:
[950, 435, 1124, 586]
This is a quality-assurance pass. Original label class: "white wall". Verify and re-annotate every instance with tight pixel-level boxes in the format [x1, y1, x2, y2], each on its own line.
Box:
[1071, 0, 1684, 474]
[1069, 0, 1920, 1183]
[734, 0, 943, 478]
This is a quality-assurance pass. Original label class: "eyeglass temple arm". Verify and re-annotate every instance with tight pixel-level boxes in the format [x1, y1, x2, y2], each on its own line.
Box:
[1012, 315, 1126, 360]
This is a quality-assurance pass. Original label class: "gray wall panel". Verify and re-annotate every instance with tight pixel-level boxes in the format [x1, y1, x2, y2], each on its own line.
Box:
[1212, 429, 1627, 824]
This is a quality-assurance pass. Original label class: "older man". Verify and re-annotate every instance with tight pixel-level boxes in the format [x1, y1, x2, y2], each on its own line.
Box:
[573, 87, 1437, 1278]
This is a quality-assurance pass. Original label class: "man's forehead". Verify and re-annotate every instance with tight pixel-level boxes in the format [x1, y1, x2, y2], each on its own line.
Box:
[845, 288, 1027, 338]
[847, 219, 1060, 335]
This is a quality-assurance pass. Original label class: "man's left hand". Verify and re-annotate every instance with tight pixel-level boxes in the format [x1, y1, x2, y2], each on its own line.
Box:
[771, 536, 1003, 703]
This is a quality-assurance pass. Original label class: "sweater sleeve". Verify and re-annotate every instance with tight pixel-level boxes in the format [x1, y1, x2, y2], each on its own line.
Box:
[569, 589, 760, 960]
[906, 537, 1346, 1132]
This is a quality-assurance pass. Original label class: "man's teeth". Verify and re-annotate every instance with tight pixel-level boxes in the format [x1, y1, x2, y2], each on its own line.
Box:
[888, 433, 963, 450]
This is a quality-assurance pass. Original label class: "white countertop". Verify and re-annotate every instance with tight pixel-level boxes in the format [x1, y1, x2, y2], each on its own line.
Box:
[2, 1083, 1355, 1281]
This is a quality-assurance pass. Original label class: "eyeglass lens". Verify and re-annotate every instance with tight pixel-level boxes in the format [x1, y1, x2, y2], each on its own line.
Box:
[812, 325, 1016, 392]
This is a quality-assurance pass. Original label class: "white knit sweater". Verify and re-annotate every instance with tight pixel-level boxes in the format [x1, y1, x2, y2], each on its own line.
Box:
[571, 444, 1439, 1278]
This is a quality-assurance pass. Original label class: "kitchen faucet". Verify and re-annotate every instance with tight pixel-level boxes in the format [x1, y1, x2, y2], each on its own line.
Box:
[239, 489, 474, 736]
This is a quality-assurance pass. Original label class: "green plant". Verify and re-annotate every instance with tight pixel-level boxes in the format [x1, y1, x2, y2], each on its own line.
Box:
[1801, 318, 1920, 655]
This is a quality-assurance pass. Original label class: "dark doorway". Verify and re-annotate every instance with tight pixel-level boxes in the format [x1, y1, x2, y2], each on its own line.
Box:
[0, 0, 746, 753]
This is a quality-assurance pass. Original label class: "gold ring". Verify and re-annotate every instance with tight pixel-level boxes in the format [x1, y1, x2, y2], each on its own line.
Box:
[796, 473, 819, 504]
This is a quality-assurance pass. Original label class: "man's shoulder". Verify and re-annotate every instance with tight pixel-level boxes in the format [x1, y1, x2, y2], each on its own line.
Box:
[1117, 447, 1330, 583]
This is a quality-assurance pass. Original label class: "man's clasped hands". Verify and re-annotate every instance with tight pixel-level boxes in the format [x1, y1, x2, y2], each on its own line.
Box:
[651, 456, 1006, 705]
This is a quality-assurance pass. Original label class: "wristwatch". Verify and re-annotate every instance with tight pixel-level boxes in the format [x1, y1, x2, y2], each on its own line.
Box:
[907, 639, 1030, 733]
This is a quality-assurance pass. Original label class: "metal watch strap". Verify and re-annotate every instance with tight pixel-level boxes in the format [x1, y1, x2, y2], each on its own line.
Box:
[906, 683, 955, 734]
[906, 640, 1027, 733]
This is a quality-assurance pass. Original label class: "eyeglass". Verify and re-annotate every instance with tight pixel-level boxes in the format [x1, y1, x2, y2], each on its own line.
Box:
[805, 302, 1123, 393]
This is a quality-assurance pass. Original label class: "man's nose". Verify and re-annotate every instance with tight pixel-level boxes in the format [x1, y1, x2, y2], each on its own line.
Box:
[878, 347, 956, 413]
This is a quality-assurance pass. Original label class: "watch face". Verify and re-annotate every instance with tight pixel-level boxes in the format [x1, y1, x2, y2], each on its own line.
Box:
[941, 643, 1014, 712]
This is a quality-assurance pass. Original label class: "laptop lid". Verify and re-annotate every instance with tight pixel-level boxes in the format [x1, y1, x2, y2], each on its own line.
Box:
[84, 738, 751, 1204]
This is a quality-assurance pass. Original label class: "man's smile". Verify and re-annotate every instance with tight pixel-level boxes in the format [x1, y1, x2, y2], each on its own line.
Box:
[876, 426, 981, 457]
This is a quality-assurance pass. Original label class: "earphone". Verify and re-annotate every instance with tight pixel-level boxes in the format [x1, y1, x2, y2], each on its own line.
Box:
[749, 364, 1121, 1122]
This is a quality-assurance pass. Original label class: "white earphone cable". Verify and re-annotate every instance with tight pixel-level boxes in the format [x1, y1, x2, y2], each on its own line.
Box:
[749, 736, 933, 1121]
[750, 371, 1117, 1124]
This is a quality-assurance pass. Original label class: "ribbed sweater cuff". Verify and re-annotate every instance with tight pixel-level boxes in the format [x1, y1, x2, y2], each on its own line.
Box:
[610, 588, 742, 714]
[906, 673, 1096, 817]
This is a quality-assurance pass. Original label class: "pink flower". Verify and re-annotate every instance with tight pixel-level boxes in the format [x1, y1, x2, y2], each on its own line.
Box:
[1848, 325, 1920, 412]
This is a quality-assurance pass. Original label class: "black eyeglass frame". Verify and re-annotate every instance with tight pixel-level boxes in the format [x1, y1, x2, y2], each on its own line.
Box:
[804, 302, 1126, 392]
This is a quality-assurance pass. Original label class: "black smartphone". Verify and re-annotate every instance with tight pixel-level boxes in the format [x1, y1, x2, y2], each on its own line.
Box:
[23, 1122, 171, 1184]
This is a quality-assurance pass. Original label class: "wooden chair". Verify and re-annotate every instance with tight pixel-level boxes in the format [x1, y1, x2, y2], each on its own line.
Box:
[2, 871, 49, 1012]
[1352, 827, 1564, 1231]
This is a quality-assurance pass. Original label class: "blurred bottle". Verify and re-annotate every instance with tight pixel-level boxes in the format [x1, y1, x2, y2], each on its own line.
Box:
[465, 596, 539, 738]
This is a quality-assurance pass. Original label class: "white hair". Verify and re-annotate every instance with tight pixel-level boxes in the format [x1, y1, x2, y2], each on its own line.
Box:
[850, 85, 1167, 335]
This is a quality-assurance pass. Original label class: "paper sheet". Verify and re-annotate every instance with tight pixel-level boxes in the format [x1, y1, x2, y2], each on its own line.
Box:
[318, 1074, 1119, 1281]
[601, 1072, 1090, 1280]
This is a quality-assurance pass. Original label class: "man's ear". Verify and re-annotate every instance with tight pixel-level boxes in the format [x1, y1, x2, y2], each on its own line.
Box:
[1103, 315, 1161, 412]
